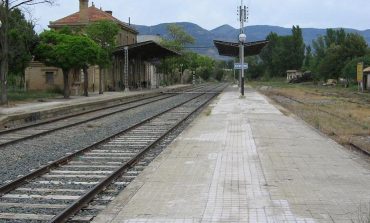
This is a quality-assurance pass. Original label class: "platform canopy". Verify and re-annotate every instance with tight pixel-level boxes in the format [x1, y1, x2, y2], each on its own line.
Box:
[213, 40, 269, 57]
[114, 41, 181, 60]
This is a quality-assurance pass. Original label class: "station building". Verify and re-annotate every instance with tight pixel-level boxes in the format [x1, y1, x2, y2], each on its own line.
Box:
[25, 0, 179, 94]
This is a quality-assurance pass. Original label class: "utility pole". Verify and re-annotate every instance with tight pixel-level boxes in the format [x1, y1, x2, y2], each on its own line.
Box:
[238, 0, 248, 96]
[124, 46, 129, 92]
[0, 0, 9, 104]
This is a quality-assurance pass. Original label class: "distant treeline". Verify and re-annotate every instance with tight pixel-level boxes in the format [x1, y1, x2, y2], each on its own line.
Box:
[243, 26, 369, 81]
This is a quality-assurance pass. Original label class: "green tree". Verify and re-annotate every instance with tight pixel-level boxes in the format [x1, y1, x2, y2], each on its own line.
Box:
[159, 24, 195, 84]
[7, 8, 38, 89]
[245, 56, 265, 80]
[304, 46, 312, 70]
[162, 24, 195, 52]
[0, 0, 54, 104]
[260, 32, 278, 77]
[35, 30, 101, 98]
[342, 54, 370, 80]
[197, 55, 214, 81]
[260, 27, 305, 78]
[311, 29, 368, 80]
[86, 20, 120, 93]
[291, 25, 305, 69]
[317, 45, 344, 80]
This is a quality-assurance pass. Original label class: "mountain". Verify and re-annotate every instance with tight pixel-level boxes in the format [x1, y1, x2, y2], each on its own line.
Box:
[133, 22, 370, 59]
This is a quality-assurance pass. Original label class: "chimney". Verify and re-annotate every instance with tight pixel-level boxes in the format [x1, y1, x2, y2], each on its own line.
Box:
[105, 10, 112, 15]
[79, 0, 89, 23]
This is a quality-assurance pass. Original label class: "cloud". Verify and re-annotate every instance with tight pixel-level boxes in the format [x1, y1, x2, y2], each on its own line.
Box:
[27, 0, 370, 32]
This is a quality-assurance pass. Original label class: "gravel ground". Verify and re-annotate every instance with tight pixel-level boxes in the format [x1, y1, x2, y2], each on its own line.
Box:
[0, 87, 222, 222]
[70, 93, 218, 221]
[0, 90, 213, 186]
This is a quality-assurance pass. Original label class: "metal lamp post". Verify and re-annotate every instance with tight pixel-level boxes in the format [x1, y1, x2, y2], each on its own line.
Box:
[239, 33, 246, 96]
[238, 0, 248, 96]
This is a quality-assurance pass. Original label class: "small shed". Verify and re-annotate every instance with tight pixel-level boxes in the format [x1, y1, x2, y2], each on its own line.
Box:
[287, 70, 303, 81]
[363, 67, 370, 90]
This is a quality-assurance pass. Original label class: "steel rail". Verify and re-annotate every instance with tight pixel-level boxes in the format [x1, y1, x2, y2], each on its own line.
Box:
[0, 94, 163, 134]
[0, 84, 225, 197]
[0, 84, 206, 135]
[49, 84, 227, 223]
[0, 85, 209, 148]
[0, 94, 174, 148]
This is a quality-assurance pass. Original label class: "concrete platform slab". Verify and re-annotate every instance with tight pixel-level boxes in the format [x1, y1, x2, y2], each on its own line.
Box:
[93, 86, 370, 223]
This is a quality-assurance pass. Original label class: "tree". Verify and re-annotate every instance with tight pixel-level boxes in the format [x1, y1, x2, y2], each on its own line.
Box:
[245, 56, 265, 80]
[303, 46, 312, 70]
[162, 24, 195, 52]
[311, 29, 368, 80]
[86, 20, 120, 93]
[291, 25, 305, 69]
[35, 30, 101, 98]
[260, 28, 304, 77]
[260, 32, 279, 77]
[0, 0, 54, 104]
[342, 54, 370, 81]
[160, 24, 195, 84]
[7, 8, 38, 89]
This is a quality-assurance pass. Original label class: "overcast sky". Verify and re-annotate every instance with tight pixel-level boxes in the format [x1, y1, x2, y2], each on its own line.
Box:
[25, 0, 370, 32]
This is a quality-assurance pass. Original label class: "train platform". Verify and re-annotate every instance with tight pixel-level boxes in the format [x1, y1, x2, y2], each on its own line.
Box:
[93, 85, 370, 223]
[0, 85, 188, 128]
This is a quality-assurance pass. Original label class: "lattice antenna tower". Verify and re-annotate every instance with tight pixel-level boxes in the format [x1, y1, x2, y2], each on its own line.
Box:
[237, 0, 249, 33]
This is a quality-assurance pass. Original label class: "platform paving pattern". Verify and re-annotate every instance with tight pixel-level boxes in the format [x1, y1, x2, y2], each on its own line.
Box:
[93, 86, 370, 223]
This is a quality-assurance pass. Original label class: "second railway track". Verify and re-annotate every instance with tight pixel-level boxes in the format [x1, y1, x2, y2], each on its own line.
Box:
[0, 83, 227, 223]
[0, 84, 210, 148]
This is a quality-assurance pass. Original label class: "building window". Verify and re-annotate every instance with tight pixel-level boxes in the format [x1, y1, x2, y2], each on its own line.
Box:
[45, 72, 54, 85]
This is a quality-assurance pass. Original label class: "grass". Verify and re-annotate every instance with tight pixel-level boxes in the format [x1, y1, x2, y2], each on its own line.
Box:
[7, 89, 62, 103]
[353, 202, 370, 223]
[252, 79, 370, 146]
[204, 107, 212, 116]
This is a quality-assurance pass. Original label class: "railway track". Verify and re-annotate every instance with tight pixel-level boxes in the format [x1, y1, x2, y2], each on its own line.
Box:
[0, 83, 227, 222]
[0, 84, 210, 148]
[272, 93, 370, 130]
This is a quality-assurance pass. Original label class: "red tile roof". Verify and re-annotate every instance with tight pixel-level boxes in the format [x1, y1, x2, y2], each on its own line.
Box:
[49, 5, 138, 33]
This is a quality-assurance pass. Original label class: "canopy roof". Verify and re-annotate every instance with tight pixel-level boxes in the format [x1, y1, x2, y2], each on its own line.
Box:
[114, 41, 180, 60]
[213, 40, 269, 57]
[363, 67, 370, 73]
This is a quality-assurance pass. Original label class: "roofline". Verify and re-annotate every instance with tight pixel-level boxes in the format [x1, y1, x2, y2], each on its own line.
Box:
[48, 6, 138, 34]
[213, 39, 269, 47]
[114, 40, 181, 56]
[213, 39, 269, 57]
[49, 21, 138, 34]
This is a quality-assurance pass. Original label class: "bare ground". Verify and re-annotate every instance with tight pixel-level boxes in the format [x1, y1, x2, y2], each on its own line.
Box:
[251, 81, 370, 154]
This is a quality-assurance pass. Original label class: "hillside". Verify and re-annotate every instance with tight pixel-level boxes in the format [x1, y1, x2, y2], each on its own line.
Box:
[134, 22, 370, 59]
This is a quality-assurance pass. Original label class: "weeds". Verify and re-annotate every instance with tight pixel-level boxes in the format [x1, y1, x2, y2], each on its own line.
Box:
[353, 202, 370, 223]
[204, 108, 212, 116]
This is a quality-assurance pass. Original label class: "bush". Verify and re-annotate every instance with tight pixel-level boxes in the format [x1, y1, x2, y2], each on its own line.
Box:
[46, 86, 64, 95]
[199, 67, 212, 81]
[342, 54, 370, 81]
[214, 69, 224, 82]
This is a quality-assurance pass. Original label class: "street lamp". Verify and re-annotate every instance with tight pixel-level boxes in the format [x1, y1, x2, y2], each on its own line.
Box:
[238, 0, 247, 96]
[239, 33, 246, 96]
